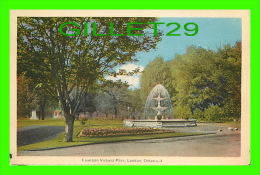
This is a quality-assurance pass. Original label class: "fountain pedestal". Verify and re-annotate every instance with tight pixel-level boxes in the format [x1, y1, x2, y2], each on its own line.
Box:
[151, 93, 167, 120]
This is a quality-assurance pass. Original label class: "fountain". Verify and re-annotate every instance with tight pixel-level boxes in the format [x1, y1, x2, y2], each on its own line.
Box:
[124, 84, 197, 128]
[151, 93, 168, 119]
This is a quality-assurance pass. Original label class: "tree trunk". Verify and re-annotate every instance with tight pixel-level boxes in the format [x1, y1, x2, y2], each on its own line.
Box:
[39, 94, 47, 120]
[39, 102, 46, 120]
[114, 106, 118, 118]
[27, 109, 31, 119]
[64, 115, 75, 142]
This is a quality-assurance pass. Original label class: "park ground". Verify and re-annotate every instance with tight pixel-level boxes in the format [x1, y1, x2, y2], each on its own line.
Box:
[17, 119, 241, 157]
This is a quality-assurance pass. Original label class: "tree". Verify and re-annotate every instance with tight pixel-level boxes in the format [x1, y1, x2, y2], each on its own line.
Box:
[140, 57, 173, 101]
[128, 89, 144, 118]
[139, 42, 241, 122]
[171, 47, 219, 117]
[94, 85, 132, 118]
[35, 85, 58, 120]
[17, 74, 58, 119]
[216, 42, 241, 120]
[94, 90, 114, 118]
[17, 17, 162, 141]
[170, 43, 241, 121]
[17, 75, 37, 118]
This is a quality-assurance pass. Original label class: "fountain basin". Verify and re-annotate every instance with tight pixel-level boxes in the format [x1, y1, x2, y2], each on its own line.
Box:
[124, 119, 197, 128]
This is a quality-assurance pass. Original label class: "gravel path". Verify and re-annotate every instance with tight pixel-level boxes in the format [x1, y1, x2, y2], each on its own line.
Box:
[172, 122, 239, 133]
[18, 123, 241, 157]
[17, 125, 64, 146]
[18, 131, 240, 157]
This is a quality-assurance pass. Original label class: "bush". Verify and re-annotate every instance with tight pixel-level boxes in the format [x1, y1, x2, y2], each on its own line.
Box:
[204, 105, 225, 122]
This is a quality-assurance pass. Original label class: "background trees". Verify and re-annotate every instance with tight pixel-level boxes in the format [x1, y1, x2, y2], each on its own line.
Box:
[139, 42, 241, 122]
[17, 15, 241, 143]
[17, 17, 162, 141]
[140, 57, 173, 105]
[17, 74, 57, 119]
[17, 75, 37, 118]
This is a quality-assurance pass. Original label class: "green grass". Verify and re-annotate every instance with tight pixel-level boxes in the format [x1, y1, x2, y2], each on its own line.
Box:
[17, 118, 66, 128]
[17, 118, 206, 151]
[18, 132, 205, 151]
[17, 118, 124, 128]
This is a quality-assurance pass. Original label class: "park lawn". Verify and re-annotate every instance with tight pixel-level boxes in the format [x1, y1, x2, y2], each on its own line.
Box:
[17, 118, 124, 128]
[17, 118, 209, 151]
[18, 129, 205, 151]
[17, 119, 66, 128]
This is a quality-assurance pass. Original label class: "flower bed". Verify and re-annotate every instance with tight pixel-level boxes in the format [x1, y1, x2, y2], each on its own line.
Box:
[77, 127, 174, 138]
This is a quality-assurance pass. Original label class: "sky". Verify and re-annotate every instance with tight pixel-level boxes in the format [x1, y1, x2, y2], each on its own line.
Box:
[105, 18, 242, 89]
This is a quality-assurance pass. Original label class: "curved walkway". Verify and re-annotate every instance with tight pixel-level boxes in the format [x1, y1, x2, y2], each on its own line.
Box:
[17, 125, 64, 146]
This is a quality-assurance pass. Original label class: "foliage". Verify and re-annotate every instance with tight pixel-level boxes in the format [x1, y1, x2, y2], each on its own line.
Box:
[17, 17, 162, 141]
[17, 75, 58, 119]
[140, 57, 173, 99]
[93, 85, 144, 119]
[139, 42, 241, 122]
[17, 75, 38, 118]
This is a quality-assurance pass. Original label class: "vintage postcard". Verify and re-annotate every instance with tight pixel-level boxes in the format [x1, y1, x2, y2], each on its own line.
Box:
[10, 10, 250, 165]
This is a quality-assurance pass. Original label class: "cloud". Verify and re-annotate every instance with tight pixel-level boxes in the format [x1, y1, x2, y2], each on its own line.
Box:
[119, 64, 144, 73]
[105, 64, 144, 89]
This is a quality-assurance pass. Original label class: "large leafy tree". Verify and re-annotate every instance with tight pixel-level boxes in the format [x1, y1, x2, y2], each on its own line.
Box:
[216, 42, 241, 120]
[171, 46, 219, 118]
[140, 57, 173, 101]
[17, 17, 161, 141]
[170, 43, 241, 121]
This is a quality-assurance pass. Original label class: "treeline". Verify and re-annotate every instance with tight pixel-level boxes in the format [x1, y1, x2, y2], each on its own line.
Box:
[140, 42, 241, 122]
[17, 80, 143, 119]
[18, 42, 241, 122]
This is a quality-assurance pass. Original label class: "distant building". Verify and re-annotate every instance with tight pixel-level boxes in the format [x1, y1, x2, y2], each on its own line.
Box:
[53, 109, 64, 119]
